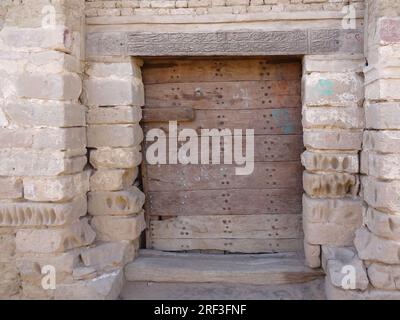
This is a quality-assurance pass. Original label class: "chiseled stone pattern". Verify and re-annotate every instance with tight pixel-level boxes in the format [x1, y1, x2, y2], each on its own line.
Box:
[85, 0, 365, 17]
[87, 29, 364, 57]
[301, 54, 365, 272]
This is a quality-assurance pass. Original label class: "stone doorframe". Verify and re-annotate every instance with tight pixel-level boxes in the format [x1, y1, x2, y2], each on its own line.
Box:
[82, 26, 366, 294]
[3, 0, 400, 300]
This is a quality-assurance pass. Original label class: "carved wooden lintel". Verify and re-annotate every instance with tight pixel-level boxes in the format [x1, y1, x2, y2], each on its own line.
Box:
[87, 29, 363, 57]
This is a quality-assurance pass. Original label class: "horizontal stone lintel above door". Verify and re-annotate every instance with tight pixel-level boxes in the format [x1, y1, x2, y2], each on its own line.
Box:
[86, 29, 364, 57]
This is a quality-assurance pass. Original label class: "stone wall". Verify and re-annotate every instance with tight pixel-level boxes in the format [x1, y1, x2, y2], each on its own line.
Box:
[83, 56, 146, 284]
[0, 0, 88, 299]
[4, 0, 400, 301]
[301, 54, 365, 269]
[0, 0, 145, 300]
[85, 0, 364, 17]
[323, 0, 400, 299]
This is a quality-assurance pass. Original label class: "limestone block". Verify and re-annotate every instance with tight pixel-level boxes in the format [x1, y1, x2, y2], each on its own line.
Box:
[16, 249, 81, 284]
[32, 127, 86, 150]
[366, 103, 400, 129]
[0, 261, 19, 298]
[0, 279, 19, 298]
[303, 195, 363, 246]
[80, 241, 137, 272]
[23, 171, 90, 202]
[366, 78, 400, 101]
[87, 124, 143, 148]
[16, 219, 96, 254]
[0, 50, 81, 75]
[0, 177, 22, 199]
[90, 168, 138, 191]
[73, 267, 97, 281]
[323, 247, 368, 291]
[0, 197, 86, 227]
[87, 106, 142, 124]
[355, 227, 400, 264]
[21, 282, 53, 300]
[86, 62, 141, 78]
[303, 72, 364, 107]
[90, 147, 142, 169]
[303, 55, 365, 73]
[365, 207, 400, 241]
[303, 195, 364, 225]
[303, 129, 363, 150]
[364, 65, 400, 86]
[325, 277, 400, 300]
[16, 73, 82, 101]
[83, 78, 144, 107]
[0, 127, 34, 148]
[321, 246, 356, 272]
[54, 269, 124, 300]
[360, 151, 369, 175]
[368, 43, 400, 66]
[303, 215, 361, 247]
[0, 149, 87, 176]
[24, 51, 81, 74]
[304, 240, 321, 268]
[363, 130, 400, 153]
[302, 106, 364, 129]
[368, 263, 400, 290]
[301, 151, 358, 173]
[0, 233, 15, 258]
[0, 26, 72, 52]
[378, 17, 400, 45]
[0, 127, 84, 155]
[3, 101, 86, 127]
[365, 152, 400, 179]
[91, 211, 146, 241]
[0, 108, 8, 127]
[0, 127, 85, 151]
[88, 186, 145, 216]
[363, 176, 400, 213]
[303, 172, 359, 198]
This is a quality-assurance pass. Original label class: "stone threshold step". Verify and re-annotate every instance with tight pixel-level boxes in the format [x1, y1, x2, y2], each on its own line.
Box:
[125, 250, 324, 285]
[120, 280, 326, 300]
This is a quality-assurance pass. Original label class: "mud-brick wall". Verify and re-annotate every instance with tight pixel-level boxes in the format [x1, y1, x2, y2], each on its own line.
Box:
[85, 0, 365, 17]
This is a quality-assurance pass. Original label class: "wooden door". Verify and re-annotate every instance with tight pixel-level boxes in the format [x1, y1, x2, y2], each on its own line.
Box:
[141, 57, 303, 253]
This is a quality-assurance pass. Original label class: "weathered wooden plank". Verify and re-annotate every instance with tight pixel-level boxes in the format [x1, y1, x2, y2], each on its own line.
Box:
[144, 108, 302, 135]
[150, 214, 302, 239]
[147, 189, 302, 216]
[150, 238, 302, 253]
[144, 80, 301, 109]
[142, 107, 195, 122]
[125, 250, 324, 284]
[145, 94, 300, 110]
[143, 60, 301, 84]
[144, 135, 303, 163]
[120, 280, 326, 300]
[147, 162, 302, 191]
